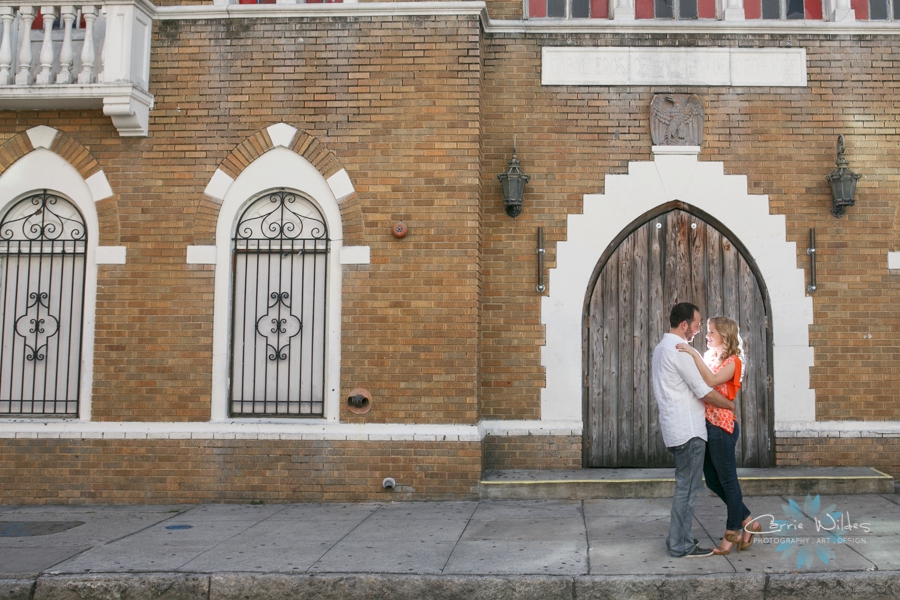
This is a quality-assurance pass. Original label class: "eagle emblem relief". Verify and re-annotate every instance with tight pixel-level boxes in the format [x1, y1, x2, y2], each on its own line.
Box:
[650, 94, 703, 146]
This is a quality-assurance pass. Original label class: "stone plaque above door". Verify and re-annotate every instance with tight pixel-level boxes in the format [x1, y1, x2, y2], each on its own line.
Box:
[541, 47, 807, 87]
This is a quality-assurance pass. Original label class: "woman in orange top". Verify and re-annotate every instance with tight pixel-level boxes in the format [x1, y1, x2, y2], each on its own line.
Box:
[677, 316, 761, 555]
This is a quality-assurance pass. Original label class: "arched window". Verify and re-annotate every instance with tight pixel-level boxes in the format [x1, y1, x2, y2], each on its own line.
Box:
[229, 189, 329, 417]
[0, 191, 87, 416]
[208, 140, 348, 422]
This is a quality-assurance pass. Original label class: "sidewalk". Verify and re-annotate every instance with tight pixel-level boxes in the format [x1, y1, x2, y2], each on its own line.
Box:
[1, 491, 899, 599]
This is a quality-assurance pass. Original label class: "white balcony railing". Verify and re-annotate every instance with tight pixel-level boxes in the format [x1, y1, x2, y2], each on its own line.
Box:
[0, 0, 154, 136]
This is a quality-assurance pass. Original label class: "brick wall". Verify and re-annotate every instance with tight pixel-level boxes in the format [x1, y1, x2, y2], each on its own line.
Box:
[0, 438, 482, 503]
[1, 17, 900, 502]
[485, 0, 527, 20]
[479, 32, 900, 425]
[483, 435, 581, 470]
[1, 14, 485, 426]
[776, 436, 900, 479]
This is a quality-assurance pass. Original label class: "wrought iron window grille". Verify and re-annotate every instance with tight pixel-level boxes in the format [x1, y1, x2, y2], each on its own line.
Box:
[229, 190, 329, 418]
[0, 191, 86, 416]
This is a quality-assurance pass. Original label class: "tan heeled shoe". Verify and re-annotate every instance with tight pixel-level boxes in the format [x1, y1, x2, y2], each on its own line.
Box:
[739, 521, 762, 552]
[712, 531, 741, 556]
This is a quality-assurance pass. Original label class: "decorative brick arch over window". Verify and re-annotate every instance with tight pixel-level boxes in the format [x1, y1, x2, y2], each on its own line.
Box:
[0, 126, 117, 421]
[202, 123, 360, 422]
[193, 124, 362, 247]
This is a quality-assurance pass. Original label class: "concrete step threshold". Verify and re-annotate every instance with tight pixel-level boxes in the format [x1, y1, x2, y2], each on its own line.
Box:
[479, 467, 895, 499]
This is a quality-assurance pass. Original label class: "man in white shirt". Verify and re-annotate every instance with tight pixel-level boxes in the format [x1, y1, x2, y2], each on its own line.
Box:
[651, 302, 734, 558]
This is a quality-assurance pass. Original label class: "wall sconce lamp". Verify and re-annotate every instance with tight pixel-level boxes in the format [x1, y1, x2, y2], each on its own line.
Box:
[497, 138, 530, 218]
[826, 135, 861, 218]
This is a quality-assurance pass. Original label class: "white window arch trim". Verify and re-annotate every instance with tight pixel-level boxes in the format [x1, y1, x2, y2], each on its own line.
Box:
[211, 147, 343, 422]
[0, 148, 105, 422]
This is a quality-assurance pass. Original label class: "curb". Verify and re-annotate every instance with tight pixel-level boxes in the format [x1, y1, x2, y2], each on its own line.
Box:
[3, 571, 899, 600]
[0, 579, 34, 600]
[32, 575, 208, 600]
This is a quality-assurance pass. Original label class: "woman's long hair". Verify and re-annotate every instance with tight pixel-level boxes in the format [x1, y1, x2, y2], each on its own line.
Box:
[705, 316, 744, 381]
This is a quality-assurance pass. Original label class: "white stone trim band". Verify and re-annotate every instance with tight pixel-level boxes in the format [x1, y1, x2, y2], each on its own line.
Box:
[479, 420, 583, 437]
[1, 419, 896, 441]
[153, 3, 900, 36]
[776, 421, 900, 438]
[0, 421, 481, 442]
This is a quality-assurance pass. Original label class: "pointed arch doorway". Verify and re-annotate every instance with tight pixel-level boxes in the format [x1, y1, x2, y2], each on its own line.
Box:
[584, 202, 773, 468]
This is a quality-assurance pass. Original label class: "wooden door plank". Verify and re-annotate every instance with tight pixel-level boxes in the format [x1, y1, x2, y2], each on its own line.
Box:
[632, 224, 650, 467]
[664, 213, 680, 310]
[588, 280, 604, 467]
[617, 235, 635, 466]
[750, 270, 770, 467]
[600, 255, 619, 467]
[706, 226, 723, 323]
[690, 215, 707, 341]
[721, 228, 741, 464]
[648, 215, 669, 466]
[674, 212, 691, 306]
[722, 236, 739, 322]
[737, 256, 757, 466]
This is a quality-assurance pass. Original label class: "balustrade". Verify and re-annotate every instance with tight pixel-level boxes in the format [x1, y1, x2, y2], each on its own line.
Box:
[0, 3, 103, 86]
[0, 0, 154, 136]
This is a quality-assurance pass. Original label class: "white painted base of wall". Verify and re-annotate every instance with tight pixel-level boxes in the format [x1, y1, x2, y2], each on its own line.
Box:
[479, 420, 583, 437]
[777, 421, 900, 438]
[0, 420, 481, 442]
[1, 419, 897, 442]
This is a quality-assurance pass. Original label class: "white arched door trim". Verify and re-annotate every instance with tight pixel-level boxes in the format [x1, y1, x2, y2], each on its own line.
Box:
[0, 137, 115, 422]
[209, 146, 344, 422]
[542, 146, 815, 430]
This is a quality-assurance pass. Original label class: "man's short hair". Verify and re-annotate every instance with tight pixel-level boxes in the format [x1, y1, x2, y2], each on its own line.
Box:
[669, 302, 700, 329]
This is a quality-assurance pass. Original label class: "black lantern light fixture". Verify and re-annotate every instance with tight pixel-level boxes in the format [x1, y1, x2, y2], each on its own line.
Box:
[826, 134, 861, 218]
[497, 137, 530, 218]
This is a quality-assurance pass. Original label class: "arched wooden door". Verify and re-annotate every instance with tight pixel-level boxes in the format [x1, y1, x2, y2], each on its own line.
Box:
[584, 206, 772, 468]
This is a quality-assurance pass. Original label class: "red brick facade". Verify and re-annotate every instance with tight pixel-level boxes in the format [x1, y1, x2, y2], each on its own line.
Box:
[1, 4, 899, 503]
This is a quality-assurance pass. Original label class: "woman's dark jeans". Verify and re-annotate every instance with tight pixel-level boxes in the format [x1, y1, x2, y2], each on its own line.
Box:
[704, 420, 751, 531]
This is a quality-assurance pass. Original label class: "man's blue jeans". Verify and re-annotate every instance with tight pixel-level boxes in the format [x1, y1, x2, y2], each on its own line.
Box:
[666, 436, 706, 557]
[704, 421, 751, 531]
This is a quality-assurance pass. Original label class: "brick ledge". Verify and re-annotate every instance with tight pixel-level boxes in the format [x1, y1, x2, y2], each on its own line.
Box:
[776, 421, 900, 438]
[0, 421, 481, 442]
[3, 420, 895, 441]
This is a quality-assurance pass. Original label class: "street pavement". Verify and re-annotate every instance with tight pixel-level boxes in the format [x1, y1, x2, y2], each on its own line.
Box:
[1, 491, 899, 599]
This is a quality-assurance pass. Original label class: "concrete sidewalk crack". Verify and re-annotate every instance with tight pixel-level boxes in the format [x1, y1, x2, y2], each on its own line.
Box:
[173, 504, 300, 573]
[304, 502, 385, 573]
[38, 508, 202, 575]
[581, 500, 590, 576]
[438, 501, 480, 574]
